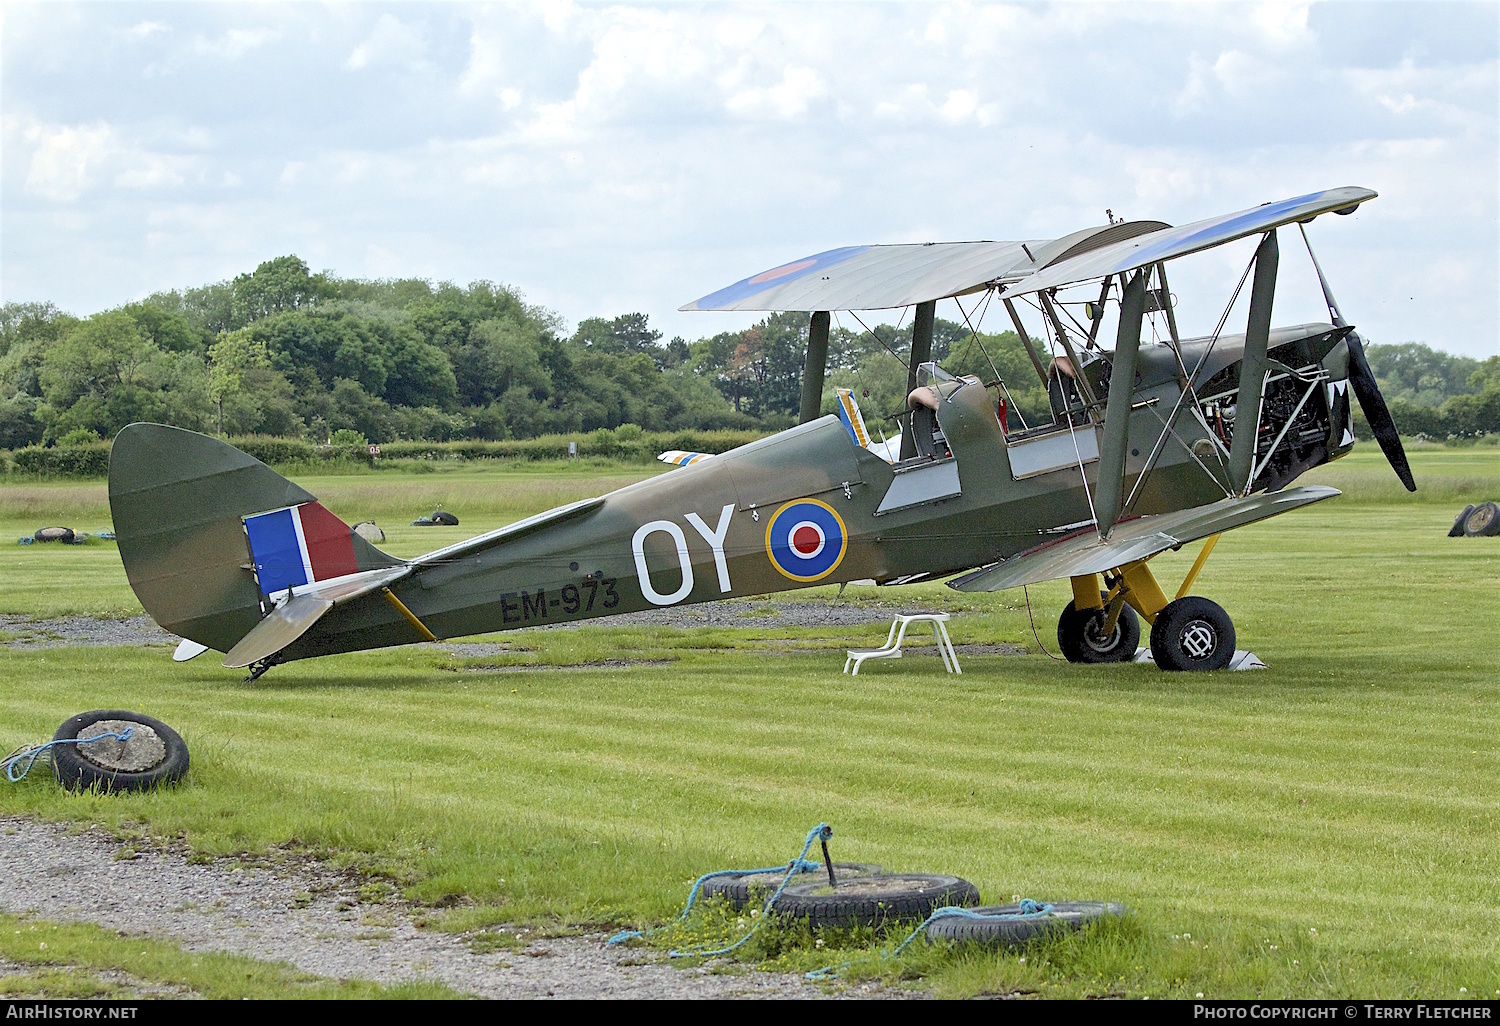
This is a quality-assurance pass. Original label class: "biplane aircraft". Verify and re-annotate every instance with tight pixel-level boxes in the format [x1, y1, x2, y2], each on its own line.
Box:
[109, 186, 1414, 678]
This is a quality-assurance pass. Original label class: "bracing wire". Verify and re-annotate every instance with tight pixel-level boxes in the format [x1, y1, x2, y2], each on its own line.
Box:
[1120, 235, 1265, 513]
[954, 291, 1029, 431]
[846, 309, 914, 372]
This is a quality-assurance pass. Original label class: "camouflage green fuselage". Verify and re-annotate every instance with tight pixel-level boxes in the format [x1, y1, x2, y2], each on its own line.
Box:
[109, 326, 1354, 664]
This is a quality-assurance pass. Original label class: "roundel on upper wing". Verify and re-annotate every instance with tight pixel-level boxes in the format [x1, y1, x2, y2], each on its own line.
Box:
[765, 499, 848, 582]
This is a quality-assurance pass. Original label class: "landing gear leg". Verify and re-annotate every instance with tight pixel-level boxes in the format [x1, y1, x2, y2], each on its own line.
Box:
[1057, 577, 1140, 663]
[244, 657, 278, 683]
[1058, 539, 1240, 672]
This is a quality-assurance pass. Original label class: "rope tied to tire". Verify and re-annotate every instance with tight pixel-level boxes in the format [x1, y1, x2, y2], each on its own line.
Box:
[806, 899, 1057, 980]
[606, 822, 832, 957]
[3, 727, 135, 783]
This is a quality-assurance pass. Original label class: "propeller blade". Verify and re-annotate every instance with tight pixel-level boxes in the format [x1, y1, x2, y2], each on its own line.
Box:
[1299, 224, 1415, 492]
[1346, 331, 1416, 492]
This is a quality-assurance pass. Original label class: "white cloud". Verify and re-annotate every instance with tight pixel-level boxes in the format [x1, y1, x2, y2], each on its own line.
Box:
[23, 122, 115, 202]
[723, 65, 827, 120]
[1252, 0, 1312, 45]
[2, 2, 1495, 356]
[345, 14, 426, 72]
[127, 21, 170, 40]
[114, 155, 188, 190]
[192, 27, 279, 61]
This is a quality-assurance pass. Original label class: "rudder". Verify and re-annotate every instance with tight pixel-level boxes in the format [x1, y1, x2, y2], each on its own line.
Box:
[108, 424, 398, 653]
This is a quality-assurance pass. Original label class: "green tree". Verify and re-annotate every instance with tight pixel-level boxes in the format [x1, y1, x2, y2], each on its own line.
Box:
[571, 313, 664, 362]
[1, 302, 79, 401]
[207, 331, 271, 436]
[0, 395, 44, 448]
[1366, 342, 1481, 407]
[40, 313, 158, 413]
[232, 255, 331, 323]
[121, 302, 213, 355]
[38, 312, 211, 440]
[454, 318, 552, 407]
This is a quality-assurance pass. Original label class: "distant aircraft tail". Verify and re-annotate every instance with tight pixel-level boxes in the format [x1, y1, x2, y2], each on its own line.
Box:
[108, 424, 400, 654]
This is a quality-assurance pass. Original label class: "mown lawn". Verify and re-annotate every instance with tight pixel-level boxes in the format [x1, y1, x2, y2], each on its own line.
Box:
[0, 447, 1497, 998]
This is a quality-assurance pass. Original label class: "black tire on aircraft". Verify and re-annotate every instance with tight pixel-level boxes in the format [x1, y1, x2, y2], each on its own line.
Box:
[925, 901, 1127, 949]
[1462, 501, 1500, 537]
[1150, 597, 1235, 672]
[33, 527, 75, 543]
[50, 710, 189, 794]
[770, 874, 979, 931]
[699, 864, 884, 908]
[1057, 593, 1141, 664]
[1450, 505, 1477, 537]
[431, 510, 460, 526]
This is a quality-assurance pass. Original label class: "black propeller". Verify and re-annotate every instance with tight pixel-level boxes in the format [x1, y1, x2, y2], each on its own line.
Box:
[1345, 329, 1416, 491]
[1298, 225, 1416, 492]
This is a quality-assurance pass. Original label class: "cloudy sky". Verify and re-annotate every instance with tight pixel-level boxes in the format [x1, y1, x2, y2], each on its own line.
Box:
[3, 1, 1497, 356]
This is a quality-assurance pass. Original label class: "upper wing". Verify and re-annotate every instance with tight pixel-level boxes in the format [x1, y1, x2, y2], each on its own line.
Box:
[948, 485, 1339, 593]
[682, 189, 1373, 313]
[1000, 187, 1376, 298]
[680, 241, 1040, 312]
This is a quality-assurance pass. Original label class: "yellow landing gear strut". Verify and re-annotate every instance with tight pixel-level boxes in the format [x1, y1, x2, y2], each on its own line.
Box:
[1068, 534, 1221, 635]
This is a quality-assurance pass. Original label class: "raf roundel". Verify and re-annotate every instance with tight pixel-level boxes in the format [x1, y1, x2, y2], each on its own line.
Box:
[765, 499, 848, 582]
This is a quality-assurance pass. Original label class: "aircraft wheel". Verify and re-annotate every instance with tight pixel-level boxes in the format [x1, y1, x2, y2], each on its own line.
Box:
[1149, 597, 1235, 672]
[1057, 594, 1140, 664]
[1462, 501, 1500, 537]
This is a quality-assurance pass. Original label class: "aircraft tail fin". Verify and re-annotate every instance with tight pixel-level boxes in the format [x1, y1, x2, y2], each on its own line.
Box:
[108, 424, 401, 654]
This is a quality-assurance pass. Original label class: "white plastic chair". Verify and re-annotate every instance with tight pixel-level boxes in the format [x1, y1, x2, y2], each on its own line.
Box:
[844, 613, 960, 675]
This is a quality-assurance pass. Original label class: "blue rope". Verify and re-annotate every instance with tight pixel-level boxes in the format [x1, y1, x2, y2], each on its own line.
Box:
[806, 899, 1056, 980]
[4, 728, 135, 783]
[607, 822, 832, 957]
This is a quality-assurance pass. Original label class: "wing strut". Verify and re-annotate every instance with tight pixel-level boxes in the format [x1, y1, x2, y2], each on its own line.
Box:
[1039, 292, 1100, 421]
[1095, 269, 1148, 537]
[900, 301, 937, 459]
[1003, 298, 1050, 385]
[1227, 231, 1279, 495]
[799, 311, 832, 425]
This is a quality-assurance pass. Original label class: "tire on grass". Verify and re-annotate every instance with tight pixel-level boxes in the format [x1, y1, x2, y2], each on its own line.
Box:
[699, 864, 884, 908]
[1149, 596, 1235, 672]
[50, 710, 189, 794]
[431, 510, 460, 526]
[1057, 592, 1141, 664]
[925, 902, 1127, 949]
[771, 873, 979, 931]
[33, 527, 75, 543]
[1462, 501, 1500, 537]
[1450, 505, 1477, 537]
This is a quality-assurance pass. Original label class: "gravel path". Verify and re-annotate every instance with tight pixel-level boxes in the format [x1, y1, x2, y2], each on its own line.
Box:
[0, 615, 174, 650]
[1, 600, 971, 650]
[0, 818, 908, 999]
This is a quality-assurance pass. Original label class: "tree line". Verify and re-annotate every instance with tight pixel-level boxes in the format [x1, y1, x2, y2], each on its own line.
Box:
[0, 254, 1494, 450]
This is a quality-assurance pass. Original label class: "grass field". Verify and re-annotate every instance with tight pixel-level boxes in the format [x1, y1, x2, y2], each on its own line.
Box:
[1, 447, 1497, 998]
